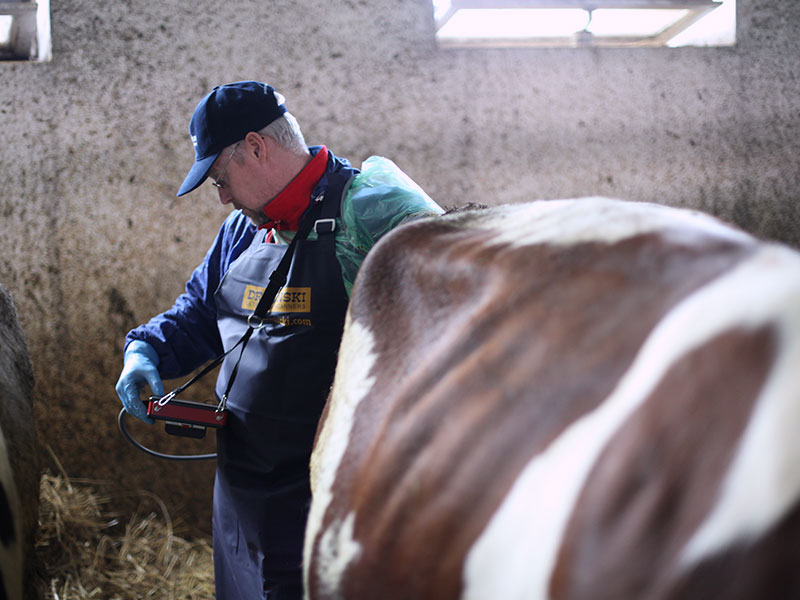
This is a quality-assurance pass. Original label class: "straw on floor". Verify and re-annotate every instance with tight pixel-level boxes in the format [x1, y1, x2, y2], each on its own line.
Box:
[33, 452, 215, 600]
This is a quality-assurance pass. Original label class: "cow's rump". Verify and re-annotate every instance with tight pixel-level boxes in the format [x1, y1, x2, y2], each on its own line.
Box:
[305, 198, 800, 600]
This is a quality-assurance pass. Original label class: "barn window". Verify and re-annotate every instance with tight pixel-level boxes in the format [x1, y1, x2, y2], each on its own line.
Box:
[432, 0, 735, 48]
[0, 0, 51, 62]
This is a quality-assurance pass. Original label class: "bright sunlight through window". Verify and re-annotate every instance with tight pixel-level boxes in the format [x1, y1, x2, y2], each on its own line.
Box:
[0, 0, 51, 61]
[433, 0, 736, 48]
[0, 15, 13, 45]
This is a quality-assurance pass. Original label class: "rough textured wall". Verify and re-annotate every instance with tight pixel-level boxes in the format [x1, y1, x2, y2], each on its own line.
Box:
[0, 0, 798, 534]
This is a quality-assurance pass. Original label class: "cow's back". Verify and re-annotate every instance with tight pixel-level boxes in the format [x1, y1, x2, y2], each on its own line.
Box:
[306, 198, 800, 600]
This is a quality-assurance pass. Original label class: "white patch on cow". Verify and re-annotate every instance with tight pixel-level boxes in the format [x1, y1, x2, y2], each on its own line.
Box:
[304, 315, 376, 599]
[461, 244, 800, 600]
[315, 511, 362, 599]
[680, 249, 800, 568]
[450, 198, 751, 250]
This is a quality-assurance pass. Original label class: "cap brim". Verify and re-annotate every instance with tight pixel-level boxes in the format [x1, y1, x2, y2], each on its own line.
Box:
[177, 152, 219, 197]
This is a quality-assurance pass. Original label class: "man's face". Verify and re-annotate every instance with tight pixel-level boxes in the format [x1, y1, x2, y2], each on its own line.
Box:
[208, 139, 280, 227]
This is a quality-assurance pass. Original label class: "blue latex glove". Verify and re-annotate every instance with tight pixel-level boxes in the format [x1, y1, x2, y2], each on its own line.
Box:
[115, 340, 163, 424]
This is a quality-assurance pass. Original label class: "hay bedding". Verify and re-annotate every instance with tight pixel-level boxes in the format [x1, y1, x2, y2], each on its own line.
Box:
[34, 455, 215, 599]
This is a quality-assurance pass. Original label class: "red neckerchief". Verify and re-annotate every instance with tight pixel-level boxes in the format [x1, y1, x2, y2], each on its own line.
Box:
[260, 146, 329, 233]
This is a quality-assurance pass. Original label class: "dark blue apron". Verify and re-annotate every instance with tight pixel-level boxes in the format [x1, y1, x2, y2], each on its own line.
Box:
[211, 171, 353, 599]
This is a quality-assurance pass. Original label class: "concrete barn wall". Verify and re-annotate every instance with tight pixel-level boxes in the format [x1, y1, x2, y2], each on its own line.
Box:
[0, 0, 798, 533]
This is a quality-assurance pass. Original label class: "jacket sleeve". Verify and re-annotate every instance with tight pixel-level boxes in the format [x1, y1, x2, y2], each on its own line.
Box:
[124, 211, 255, 379]
[336, 156, 444, 295]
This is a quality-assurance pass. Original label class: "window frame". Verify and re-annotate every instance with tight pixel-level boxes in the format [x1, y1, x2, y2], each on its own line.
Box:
[433, 0, 726, 48]
[0, 0, 51, 62]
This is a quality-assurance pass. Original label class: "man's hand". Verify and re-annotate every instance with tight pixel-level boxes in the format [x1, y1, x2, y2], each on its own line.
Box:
[115, 340, 163, 424]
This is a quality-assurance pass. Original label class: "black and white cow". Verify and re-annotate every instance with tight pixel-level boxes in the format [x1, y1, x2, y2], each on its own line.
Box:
[305, 198, 800, 599]
[0, 284, 39, 600]
[0, 431, 22, 600]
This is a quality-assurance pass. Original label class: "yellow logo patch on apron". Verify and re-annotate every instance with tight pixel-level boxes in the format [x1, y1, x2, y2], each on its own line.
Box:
[242, 285, 311, 313]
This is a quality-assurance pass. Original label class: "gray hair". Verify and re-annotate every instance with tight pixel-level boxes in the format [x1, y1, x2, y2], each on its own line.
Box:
[259, 112, 309, 155]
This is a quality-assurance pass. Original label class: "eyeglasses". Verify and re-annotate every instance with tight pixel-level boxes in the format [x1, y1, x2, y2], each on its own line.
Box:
[210, 141, 241, 190]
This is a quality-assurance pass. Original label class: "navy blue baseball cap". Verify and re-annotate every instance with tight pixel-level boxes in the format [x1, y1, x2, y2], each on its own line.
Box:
[177, 81, 287, 196]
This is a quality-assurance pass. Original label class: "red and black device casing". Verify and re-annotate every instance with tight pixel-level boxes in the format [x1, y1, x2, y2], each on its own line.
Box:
[145, 396, 228, 438]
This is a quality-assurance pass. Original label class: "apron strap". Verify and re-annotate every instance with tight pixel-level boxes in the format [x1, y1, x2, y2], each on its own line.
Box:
[216, 197, 325, 407]
[157, 170, 356, 409]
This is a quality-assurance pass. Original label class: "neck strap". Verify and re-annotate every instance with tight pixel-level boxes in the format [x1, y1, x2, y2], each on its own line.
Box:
[155, 168, 355, 410]
[157, 197, 325, 408]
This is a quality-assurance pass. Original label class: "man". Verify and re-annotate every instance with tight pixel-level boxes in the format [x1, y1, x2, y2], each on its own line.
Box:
[115, 80, 443, 598]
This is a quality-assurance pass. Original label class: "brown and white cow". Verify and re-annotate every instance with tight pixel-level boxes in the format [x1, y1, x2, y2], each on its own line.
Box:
[304, 198, 800, 600]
